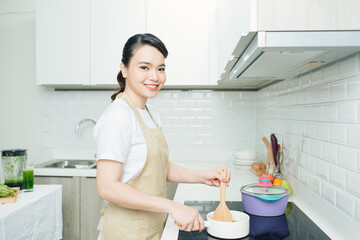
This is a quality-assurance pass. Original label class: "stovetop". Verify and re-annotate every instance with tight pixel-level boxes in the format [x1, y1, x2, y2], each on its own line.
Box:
[177, 201, 330, 240]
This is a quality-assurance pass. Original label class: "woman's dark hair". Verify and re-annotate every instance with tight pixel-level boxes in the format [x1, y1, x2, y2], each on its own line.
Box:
[111, 33, 168, 101]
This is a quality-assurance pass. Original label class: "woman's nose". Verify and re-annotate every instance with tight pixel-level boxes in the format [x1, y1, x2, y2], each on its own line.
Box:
[149, 69, 158, 81]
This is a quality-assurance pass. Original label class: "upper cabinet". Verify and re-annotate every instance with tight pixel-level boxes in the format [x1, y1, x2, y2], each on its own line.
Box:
[36, 0, 90, 85]
[36, 0, 216, 87]
[36, 0, 360, 88]
[146, 0, 215, 86]
[91, 0, 145, 86]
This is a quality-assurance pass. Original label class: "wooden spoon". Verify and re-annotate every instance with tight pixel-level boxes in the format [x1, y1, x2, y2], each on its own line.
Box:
[212, 167, 233, 222]
[262, 137, 276, 170]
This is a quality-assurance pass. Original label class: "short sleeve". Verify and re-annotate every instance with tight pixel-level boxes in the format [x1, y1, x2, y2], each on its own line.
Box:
[94, 115, 133, 163]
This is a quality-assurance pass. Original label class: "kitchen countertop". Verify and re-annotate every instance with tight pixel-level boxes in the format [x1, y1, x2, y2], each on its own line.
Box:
[161, 161, 359, 240]
[34, 160, 360, 239]
[35, 167, 96, 177]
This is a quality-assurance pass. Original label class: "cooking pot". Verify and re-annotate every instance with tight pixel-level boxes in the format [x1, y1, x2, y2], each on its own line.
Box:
[205, 210, 249, 239]
[248, 213, 289, 238]
[240, 177, 290, 216]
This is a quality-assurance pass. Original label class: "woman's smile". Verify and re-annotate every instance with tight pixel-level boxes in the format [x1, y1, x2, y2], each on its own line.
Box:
[144, 84, 159, 91]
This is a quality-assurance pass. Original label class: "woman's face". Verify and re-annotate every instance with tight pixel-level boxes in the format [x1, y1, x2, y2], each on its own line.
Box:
[122, 45, 166, 106]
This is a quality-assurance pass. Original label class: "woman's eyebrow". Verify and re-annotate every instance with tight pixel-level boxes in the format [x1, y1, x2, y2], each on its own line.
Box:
[138, 61, 166, 67]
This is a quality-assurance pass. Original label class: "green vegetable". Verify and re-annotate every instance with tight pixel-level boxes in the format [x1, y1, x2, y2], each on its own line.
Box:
[0, 184, 16, 198]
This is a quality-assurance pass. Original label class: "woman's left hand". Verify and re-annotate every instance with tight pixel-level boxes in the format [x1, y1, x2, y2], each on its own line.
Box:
[200, 167, 231, 187]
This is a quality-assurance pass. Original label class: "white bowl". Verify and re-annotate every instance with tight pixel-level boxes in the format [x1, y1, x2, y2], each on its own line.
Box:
[206, 210, 249, 239]
[234, 150, 257, 160]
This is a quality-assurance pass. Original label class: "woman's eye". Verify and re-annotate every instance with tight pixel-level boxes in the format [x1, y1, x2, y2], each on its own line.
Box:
[140, 66, 148, 70]
[159, 68, 165, 72]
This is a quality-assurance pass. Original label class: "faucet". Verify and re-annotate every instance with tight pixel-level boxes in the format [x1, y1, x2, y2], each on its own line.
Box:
[74, 119, 96, 134]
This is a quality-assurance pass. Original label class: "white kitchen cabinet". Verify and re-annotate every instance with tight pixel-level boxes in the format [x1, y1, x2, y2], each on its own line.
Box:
[215, 0, 250, 83]
[35, 176, 81, 240]
[90, 0, 145, 86]
[146, 0, 216, 86]
[80, 177, 105, 240]
[36, 0, 90, 85]
[257, 0, 360, 31]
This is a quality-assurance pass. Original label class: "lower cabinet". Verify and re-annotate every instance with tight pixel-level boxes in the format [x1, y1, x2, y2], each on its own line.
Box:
[80, 177, 106, 240]
[35, 176, 103, 240]
[34, 176, 178, 240]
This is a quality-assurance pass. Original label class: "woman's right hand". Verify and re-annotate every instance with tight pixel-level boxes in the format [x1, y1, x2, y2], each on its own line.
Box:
[169, 201, 205, 232]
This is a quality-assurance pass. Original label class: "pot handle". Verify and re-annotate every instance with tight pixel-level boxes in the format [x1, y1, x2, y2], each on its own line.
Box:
[204, 220, 210, 228]
[175, 220, 210, 228]
[253, 194, 285, 202]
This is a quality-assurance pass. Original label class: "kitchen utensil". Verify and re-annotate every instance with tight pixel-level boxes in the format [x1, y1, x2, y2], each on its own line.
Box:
[240, 178, 290, 216]
[206, 210, 249, 239]
[1, 149, 27, 190]
[270, 134, 278, 166]
[0, 187, 20, 204]
[261, 137, 275, 173]
[213, 167, 233, 222]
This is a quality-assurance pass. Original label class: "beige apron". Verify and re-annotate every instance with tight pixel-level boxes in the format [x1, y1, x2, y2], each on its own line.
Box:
[98, 92, 169, 240]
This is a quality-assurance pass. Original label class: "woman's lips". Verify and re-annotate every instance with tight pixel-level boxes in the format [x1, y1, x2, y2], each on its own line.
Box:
[144, 84, 159, 91]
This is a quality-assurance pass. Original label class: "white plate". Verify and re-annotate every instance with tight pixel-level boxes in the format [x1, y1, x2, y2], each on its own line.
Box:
[231, 163, 252, 169]
[231, 161, 254, 166]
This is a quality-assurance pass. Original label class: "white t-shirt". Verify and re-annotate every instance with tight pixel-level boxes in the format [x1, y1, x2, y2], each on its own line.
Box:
[93, 98, 161, 183]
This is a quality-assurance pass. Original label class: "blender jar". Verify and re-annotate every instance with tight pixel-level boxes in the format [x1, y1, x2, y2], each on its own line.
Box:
[1, 149, 27, 190]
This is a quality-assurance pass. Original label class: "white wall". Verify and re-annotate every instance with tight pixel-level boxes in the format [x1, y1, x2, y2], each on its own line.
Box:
[256, 53, 360, 224]
[0, 0, 52, 183]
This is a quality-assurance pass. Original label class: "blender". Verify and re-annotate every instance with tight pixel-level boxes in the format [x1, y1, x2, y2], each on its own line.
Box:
[1, 149, 27, 190]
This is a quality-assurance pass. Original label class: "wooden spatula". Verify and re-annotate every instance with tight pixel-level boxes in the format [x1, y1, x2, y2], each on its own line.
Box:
[212, 167, 233, 222]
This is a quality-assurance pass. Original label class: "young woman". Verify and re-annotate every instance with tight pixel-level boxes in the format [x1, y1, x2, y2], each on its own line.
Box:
[94, 33, 231, 240]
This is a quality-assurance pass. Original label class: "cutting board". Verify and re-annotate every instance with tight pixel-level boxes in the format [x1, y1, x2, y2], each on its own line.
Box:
[0, 187, 20, 204]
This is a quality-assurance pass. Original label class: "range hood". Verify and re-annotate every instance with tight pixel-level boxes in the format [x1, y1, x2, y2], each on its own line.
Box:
[218, 31, 360, 89]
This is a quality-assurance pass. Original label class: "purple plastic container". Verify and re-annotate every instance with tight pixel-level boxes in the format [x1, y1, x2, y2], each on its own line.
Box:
[241, 183, 290, 217]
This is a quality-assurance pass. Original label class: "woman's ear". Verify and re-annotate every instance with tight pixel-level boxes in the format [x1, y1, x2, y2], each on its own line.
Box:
[120, 62, 127, 78]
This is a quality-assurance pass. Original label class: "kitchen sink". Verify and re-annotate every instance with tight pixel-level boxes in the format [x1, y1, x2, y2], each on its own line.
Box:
[36, 159, 97, 169]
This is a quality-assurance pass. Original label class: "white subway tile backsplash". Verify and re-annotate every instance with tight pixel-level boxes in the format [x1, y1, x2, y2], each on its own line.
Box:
[310, 105, 323, 121]
[347, 124, 360, 148]
[310, 139, 323, 158]
[323, 61, 339, 82]
[321, 181, 336, 205]
[339, 101, 358, 123]
[316, 84, 331, 103]
[330, 81, 347, 101]
[347, 171, 360, 198]
[356, 199, 360, 222]
[293, 76, 301, 89]
[315, 122, 330, 140]
[309, 174, 321, 195]
[336, 188, 356, 218]
[300, 73, 311, 87]
[316, 159, 330, 180]
[257, 54, 360, 224]
[358, 150, 360, 172]
[347, 75, 360, 100]
[338, 146, 358, 170]
[330, 123, 347, 144]
[323, 142, 338, 163]
[329, 164, 346, 189]
[305, 154, 317, 172]
[323, 103, 338, 122]
[311, 68, 323, 85]
[300, 167, 309, 186]
[339, 54, 358, 79]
